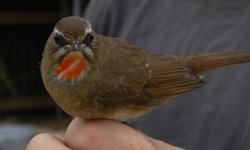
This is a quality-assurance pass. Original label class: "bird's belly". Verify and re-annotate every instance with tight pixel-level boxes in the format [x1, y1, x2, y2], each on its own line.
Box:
[109, 107, 152, 122]
[66, 101, 152, 121]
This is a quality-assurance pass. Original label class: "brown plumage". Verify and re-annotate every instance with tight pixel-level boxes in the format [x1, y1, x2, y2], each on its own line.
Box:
[41, 16, 250, 121]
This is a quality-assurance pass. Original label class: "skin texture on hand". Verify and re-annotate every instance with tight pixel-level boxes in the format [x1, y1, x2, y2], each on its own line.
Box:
[26, 118, 183, 150]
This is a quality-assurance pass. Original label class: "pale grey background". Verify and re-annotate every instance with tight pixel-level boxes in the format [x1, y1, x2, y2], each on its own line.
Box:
[84, 0, 250, 149]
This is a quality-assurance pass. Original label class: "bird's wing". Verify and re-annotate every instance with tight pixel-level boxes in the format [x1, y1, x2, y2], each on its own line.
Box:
[97, 53, 204, 107]
[143, 55, 205, 105]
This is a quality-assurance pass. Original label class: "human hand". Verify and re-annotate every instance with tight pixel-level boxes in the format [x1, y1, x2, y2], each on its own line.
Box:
[27, 118, 184, 150]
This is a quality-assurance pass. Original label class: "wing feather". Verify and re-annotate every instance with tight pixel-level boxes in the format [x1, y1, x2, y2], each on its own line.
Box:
[145, 55, 204, 100]
[98, 54, 204, 107]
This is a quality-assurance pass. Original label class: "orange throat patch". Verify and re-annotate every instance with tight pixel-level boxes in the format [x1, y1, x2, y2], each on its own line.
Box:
[54, 51, 88, 82]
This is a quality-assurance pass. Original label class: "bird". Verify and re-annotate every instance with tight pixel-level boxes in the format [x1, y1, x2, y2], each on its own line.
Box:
[41, 16, 250, 121]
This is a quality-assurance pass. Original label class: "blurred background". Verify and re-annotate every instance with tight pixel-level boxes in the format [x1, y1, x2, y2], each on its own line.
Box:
[0, 0, 90, 149]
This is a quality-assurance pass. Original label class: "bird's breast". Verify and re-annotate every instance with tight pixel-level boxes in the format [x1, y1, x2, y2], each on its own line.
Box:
[54, 51, 88, 82]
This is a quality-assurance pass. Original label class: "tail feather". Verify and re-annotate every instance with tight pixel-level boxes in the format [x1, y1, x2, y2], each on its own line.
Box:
[177, 51, 250, 74]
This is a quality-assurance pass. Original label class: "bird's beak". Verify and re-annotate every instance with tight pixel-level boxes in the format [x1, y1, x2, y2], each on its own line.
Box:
[72, 41, 81, 51]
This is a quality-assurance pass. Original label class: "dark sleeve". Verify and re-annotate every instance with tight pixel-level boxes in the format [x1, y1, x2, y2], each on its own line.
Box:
[84, 1, 250, 150]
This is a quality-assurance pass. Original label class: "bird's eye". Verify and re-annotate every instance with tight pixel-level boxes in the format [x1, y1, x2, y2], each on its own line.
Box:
[53, 34, 62, 47]
[85, 33, 94, 47]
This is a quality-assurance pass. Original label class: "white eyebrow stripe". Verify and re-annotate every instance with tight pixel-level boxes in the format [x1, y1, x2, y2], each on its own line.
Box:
[85, 28, 92, 34]
[81, 28, 93, 40]
[54, 27, 64, 36]
[54, 23, 92, 41]
[53, 27, 72, 41]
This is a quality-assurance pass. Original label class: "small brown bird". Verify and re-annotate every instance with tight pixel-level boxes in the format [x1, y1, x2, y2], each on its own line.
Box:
[41, 16, 250, 121]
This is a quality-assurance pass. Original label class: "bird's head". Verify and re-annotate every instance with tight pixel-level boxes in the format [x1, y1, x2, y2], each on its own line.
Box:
[42, 16, 96, 84]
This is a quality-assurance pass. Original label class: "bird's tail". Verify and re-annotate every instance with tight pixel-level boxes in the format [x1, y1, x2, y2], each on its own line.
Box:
[177, 51, 250, 74]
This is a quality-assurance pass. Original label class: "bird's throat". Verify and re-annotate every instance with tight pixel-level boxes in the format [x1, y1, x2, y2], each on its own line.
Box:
[54, 51, 88, 82]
